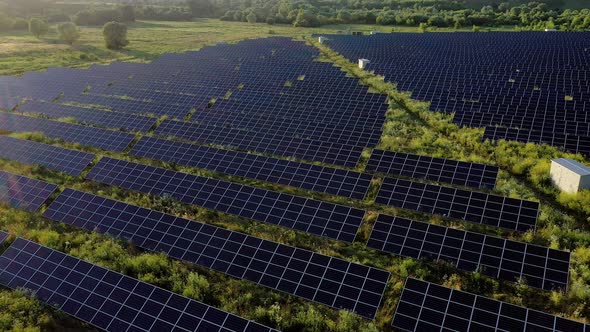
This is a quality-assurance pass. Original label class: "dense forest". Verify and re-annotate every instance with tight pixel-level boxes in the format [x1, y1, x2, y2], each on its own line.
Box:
[0, 0, 589, 30]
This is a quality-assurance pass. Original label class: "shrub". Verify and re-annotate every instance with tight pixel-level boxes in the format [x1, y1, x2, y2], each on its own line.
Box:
[103, 21, 129, 50]
[12, 18, 29, 30]
[57, 22, 80, 45]
[28, 18, 49, 38]
[246, 12, 257, 23]
[419, 22, 428, 32]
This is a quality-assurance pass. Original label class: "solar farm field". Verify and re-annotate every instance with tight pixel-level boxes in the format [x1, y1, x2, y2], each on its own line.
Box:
[0, 31, 589, 332]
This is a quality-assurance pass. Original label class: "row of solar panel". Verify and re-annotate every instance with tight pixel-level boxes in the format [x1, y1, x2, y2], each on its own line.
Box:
[0, 171, 389, 320]
[0, 170, 565, 296]
[0, 236, 278, 332]
[44, 188, 390, 319]
[393, 278, 587, 332]
[17, 100, 157, 133]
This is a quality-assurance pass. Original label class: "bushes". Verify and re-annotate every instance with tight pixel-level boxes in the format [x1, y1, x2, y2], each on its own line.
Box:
[12, 18, 29, 30]
[246, 12, 257, 23]
[103, 21, 129, 50]
[74, 6, 135, 26]
[28, 18, 49, 38]
[57, 22, 80, 45]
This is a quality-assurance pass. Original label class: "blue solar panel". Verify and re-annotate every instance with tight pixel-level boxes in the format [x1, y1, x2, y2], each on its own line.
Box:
[324, 32, 590, 154]
[367, 214, 569, 291]
[375, 177, 539, 232]
[86, 157, 365, 243]
[44, 188, 390, 319]
[0, 171, 57, 212]
[130, 136, 373, 200]
[0, 136, 95, 176]
[393, 278, 588, 332]
[0, 112, 135, 152]
[17, 100, 157, 133]
[155, 119, 363, 168]
[366, 150, 498, 190]
[0, 237, 278, 332]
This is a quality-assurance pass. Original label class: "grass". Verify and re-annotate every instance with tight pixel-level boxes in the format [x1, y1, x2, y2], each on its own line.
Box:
[0, 19, 517, 76]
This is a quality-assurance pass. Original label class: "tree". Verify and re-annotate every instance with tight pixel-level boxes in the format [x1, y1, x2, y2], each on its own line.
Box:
[103, 21, 129, 50]
[419, 22, 428, 32]
[28, 18, 49, 38]
[58, 22, 80, 45]
[246, 12, 257, 23]
[293, 9, 320, 27]
[472, 25, 481, 32]
[186, 0, 214, 18]
[120, 5, 136, 22]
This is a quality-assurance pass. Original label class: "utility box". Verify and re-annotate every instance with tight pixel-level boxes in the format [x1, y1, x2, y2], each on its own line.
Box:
[550, 158, 590, 193]
[358, 59, 370, 69]
[370, 31, 380, 35]
[545, 29, 557, 32]
[318, 36, 326, 44]
[352, 31, 364, 36]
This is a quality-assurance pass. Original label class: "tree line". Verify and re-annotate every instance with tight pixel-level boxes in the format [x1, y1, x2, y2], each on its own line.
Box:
[2, 0, 589, 31]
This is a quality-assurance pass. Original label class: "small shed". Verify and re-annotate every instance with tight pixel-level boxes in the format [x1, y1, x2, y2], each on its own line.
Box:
[370, 31, 380, 35]
[545, 29, 557, 32]
[550, 158, 590, 193]
[318, 36, 326, 44]
[358, 59, 370, 69]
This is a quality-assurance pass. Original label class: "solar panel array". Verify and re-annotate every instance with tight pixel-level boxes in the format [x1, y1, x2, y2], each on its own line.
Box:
[393, 278, 588, 332]
[483, 126, 590, 156]
[323, 32, 590, 155]
[17, 100, 157, 133]
[130, 136, 372, 199]
[44, 188, 390, 319]
[366, 150, 498, 190]
[0, 137, 95, 176]
[154, 119, 364, 168]
[0, 112, 135, 152]
[0, 237, 278, 332]
[376, 177, 539, 232]
[0, 171, 57, 212]
[368, 215, 569, 291]
[86, 157, 365, 243]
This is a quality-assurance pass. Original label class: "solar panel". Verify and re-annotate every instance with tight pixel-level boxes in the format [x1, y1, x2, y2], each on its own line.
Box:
[154, 120, 363, 168]
[0, 171, 57, 212]
[0, 231, 8, 244]
[130, 136, 373, 200]
[483, 126, 590, 156]
[0, 112, 135, 152]
[366, 150, 498, 190]
[44, 188, 390, 319]
[393, 278, 588, 332]
[375, 177, 539, 232]
[0, 136, 95, 176]
[86, 157, 365, 243]
[0, 237, 278, 332]
[17, 100, 157, 133]
[368, 215, 569, 291]
[61, 94, 191, 120]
